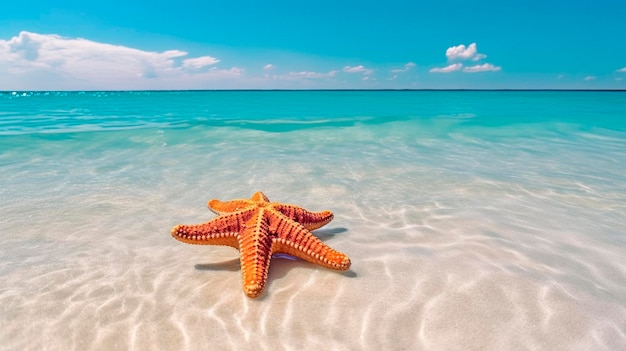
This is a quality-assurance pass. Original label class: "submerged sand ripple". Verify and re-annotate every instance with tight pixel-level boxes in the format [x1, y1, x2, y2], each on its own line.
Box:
[2, 192, 625, 350]
[2, 124, 626, 350]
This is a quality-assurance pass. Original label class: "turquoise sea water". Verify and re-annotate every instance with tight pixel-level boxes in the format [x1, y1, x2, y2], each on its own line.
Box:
[1, 91, 625, 350]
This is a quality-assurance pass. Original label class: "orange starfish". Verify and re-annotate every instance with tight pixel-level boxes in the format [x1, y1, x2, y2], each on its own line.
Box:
[171, 191, 351, 298]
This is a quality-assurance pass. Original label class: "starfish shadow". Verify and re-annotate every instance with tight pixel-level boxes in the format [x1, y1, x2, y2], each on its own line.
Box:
[311, 227, 348, 239]
[194, 258, 240, 272]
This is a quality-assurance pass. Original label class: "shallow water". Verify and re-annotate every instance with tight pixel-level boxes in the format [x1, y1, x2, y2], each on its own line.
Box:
[1, 91, 625, 350]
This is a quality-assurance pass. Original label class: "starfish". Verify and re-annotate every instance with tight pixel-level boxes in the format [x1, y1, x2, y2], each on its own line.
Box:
[171, 191, 351, 298]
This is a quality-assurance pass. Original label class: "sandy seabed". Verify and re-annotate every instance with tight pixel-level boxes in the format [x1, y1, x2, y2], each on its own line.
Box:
[1, 125, 625, 350]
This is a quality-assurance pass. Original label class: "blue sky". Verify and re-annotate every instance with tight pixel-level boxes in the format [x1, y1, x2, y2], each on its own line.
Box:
[1, 0, 625, 89]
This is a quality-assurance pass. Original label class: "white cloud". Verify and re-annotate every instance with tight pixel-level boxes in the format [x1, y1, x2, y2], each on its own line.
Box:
[343, 65, 373, 75]
[429, 63, 463, 73]
[445, 43, 489, 62]
[391, 62, 416, 73]
[432, 42, 499, 74]
[617, 67, 626, 73]
[263, 64, 274, 70]
[182, 56, 220, 69]
[285, 70, 337, 79]
[0, 31, 241, 90]
[584, 75, 596, 81]
[446, 43, 478, 60]
[463, 63, 501, 73]
[472, 53, 487, 61]
[208, 66, 243, 77]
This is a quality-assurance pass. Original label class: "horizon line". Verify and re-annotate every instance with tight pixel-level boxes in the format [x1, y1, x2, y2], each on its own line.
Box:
[2, 89, 626, 93]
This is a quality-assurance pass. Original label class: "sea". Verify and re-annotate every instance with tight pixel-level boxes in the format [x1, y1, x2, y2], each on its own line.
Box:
[1, 90, 625, 350]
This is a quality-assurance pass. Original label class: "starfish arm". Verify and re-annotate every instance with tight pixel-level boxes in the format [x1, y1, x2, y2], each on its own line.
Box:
[208, 199, 252, 215]
[272, 204, 334, 231]
[171, 211, 253, 248]
[250, 191, 270, 202]
[239, 209, 273, 298]
[270, 213, 350, 271]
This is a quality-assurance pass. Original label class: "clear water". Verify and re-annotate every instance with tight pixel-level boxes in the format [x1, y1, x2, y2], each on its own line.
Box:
[1, 91, 625, 350]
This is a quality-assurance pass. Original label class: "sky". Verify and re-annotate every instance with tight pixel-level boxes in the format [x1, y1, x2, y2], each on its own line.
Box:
[1, 0, 625, 90]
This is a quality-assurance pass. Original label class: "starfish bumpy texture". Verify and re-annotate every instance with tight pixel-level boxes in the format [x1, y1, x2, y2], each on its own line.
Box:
[171, 191, 351, 298]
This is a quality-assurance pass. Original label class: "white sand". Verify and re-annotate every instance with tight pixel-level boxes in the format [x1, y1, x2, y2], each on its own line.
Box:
[1, 125, 625, 350]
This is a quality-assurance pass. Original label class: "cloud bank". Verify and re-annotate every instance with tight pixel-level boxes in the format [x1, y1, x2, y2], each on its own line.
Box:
[182, 56, 220, 69]
[0, 32, 517, 89]
[284, 70, 337, 79]
[0, 31, 241, 90]
[391, 62, 416, 73]
[343, 65, 374, 75]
